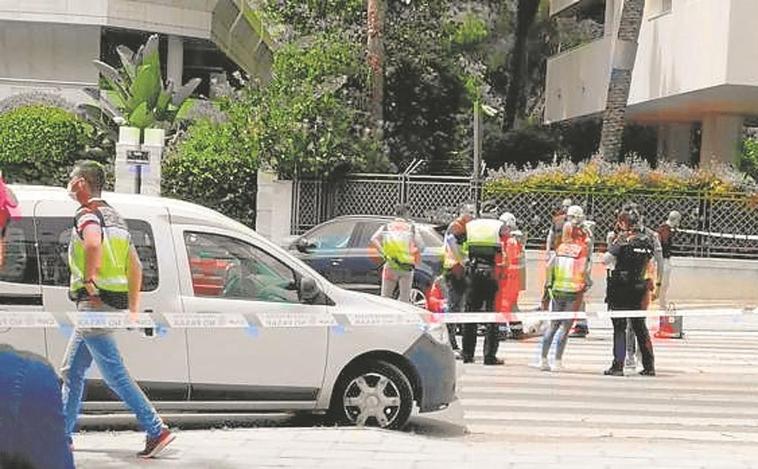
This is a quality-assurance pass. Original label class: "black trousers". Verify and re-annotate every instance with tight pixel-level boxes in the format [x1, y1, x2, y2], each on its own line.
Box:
[462, 269, 499, 360]
[609, 289, 655, 371]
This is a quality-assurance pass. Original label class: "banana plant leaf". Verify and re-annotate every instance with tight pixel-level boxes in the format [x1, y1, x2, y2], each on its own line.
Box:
[93, 60, 129, 103]
[140, 35, 161, 78]
[171, 78, 202, 106]
[129, 102, 155, 129]
[127, 63, 161, 113]
[116, 45, 137, 86]
[154, 81, 174, 121]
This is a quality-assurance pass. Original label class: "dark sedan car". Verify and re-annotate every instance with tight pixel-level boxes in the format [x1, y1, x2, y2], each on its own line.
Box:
[287, 216, 444, 306]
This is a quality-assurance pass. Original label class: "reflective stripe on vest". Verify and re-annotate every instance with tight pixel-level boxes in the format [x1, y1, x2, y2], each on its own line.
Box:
[465, 219, 502, 248]
[552, 241, 588, 293]
[69, 212, 131, 295]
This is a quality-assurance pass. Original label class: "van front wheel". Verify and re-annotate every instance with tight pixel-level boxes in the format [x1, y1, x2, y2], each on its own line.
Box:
[330, 359, 413, 430]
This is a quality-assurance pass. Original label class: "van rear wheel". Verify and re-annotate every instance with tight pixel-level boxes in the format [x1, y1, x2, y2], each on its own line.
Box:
[330, 359, 413, 430]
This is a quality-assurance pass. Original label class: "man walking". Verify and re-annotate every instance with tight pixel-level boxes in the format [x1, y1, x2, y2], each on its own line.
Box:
[370, 203, 423, 303]
[61, 160, 175, 458]
[604, 205, 660, 377]
[656, 210, 683, 338]
[461, 211, 508, 365]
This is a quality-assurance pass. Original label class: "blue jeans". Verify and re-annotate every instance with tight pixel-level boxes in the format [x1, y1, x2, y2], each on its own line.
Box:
[541, 292, 582, 360]
[61, 306, 164, 439]
[0, 345, 74, 469]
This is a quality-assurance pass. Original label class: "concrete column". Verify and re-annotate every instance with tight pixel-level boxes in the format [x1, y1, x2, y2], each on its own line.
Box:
[141, 128, 165, 196]
[167, 35, 184, 85]
[657, 123, 692, 164]
[255, 170, 293, 240]
[700, 114, 743, 168]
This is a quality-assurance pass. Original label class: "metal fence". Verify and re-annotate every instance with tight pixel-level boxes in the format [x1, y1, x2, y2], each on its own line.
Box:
[291, 174, 758, 260]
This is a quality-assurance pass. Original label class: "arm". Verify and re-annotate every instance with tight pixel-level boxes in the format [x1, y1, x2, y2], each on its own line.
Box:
[651, 232, 664, 286]
[369, 225, 385, 257]
[127, 245, 143, 319]
[81, 224, 103, 299]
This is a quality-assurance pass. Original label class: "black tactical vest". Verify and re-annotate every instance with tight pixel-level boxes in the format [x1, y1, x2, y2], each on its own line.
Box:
[611, 232, 654, 285]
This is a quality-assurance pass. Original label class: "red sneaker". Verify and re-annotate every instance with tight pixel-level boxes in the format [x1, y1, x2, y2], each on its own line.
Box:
[137, 427, 176, 459]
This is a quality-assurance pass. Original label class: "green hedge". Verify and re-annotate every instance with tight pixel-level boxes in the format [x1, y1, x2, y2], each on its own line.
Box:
[485, 156, 758, 198]
[0, 105, 96, 186]
[162, 120, 258, 227]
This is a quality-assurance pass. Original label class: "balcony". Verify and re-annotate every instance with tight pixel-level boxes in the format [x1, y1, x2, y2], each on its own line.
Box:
[544, 36, 612, 124]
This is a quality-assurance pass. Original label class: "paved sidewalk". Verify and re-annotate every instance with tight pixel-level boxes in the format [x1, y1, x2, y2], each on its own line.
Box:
[73, 426, 758, 468]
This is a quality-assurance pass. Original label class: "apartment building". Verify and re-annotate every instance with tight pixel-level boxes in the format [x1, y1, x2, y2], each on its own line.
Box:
[546, 0, 758, 166]
[0, 0, 273, 104]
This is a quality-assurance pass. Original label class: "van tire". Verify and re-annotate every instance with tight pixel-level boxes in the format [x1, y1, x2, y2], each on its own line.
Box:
[329, 359, 414, 430]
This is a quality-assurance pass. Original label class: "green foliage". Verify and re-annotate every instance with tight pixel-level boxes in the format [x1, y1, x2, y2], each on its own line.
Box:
[233, 33, 383, 178]
[740, 137, 758, 180]
[0, 105, 100, 186]
[162, 120, 258, 227]
[450, 13, 489, 48]
[486, 156, 758, 197]
[80, 34, 202, 146]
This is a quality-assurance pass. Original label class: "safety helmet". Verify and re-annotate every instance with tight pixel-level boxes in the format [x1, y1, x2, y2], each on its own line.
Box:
[566, 205, 585, 226]
[668, 210, 682, 227]
[499, 212, 517, 230]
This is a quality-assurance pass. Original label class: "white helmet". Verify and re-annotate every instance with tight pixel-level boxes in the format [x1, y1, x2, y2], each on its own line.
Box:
[566, 205, 585, 226]
[499, 212, 517, 230]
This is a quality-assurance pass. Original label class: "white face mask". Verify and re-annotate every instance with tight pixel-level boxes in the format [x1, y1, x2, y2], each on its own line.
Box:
[67, 178, 80, 202]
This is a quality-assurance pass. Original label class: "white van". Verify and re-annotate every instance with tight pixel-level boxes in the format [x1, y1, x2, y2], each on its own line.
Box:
[0, 186, 456, 429]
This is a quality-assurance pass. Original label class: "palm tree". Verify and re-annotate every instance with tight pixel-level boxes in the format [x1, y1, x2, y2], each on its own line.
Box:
[598, 0, 646, 161]
[502, 0, 543, 131]
[367, 0, 385, 139]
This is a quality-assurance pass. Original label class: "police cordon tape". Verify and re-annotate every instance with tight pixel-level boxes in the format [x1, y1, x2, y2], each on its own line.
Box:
[0, 306, 755, 330]
[679, 228, 758, 242]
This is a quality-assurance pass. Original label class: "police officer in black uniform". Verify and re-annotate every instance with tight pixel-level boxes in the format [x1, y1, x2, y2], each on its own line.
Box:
[603, 205, 657, 376]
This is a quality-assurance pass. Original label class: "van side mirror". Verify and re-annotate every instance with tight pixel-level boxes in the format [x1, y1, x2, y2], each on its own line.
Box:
[299, 275, 320, 303]
[296, 238, 316, 253]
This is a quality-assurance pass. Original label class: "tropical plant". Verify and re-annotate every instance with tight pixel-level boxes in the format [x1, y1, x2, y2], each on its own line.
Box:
[78, 34, 202, 143]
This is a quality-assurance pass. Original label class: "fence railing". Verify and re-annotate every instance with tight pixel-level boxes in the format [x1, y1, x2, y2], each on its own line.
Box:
[291, 175, 758, 260]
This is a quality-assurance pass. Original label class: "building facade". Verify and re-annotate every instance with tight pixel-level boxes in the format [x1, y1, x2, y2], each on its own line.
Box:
[546, 0, 758, 166]
[0, 0, 273, 105]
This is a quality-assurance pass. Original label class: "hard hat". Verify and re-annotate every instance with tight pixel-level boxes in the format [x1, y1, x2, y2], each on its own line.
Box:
[499, 212, 517, 229]
[566, 205, 585, 226]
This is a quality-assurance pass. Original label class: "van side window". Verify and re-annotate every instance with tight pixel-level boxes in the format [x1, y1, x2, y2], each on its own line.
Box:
[184, 232, 299, 304]
[35, 217, 159, 291]
[0, 218, 39, 285]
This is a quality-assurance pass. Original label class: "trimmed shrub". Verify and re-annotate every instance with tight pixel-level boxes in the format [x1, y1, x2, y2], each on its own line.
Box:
[0, 105, 96, 186]
[162, 120, 258, 227]
[485, 156, 758, 197]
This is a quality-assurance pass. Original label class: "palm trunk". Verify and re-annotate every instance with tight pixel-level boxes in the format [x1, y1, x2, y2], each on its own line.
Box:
[503, 0, 541, 131]
[367, 0, 385, 139]
[598, 0, 645, 161]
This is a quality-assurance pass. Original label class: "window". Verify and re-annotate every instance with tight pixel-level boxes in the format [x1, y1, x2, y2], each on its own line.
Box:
[419, 226, 444, 249]
[184, 232, 299, 304]
[352, 221, 384, 250]
[35, 217, 159, 291]
[306, 221, 356, 251]
[0, 218, 39, 285]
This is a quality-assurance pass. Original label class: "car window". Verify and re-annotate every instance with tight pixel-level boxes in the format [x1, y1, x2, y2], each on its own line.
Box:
[184, 232, 299, 304]
[35, 217, 159, 291]
[0, 218, 39, 285]
[352, 221, 385, 249]
[306, 221, 355, 251]
[419, 225, 443, 248]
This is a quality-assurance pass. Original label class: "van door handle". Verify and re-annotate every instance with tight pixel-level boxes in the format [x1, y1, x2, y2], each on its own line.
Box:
[330, 259, 343, 266]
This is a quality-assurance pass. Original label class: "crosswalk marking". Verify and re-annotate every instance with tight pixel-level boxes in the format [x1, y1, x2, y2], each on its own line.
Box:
[457, 329, 758, 443]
